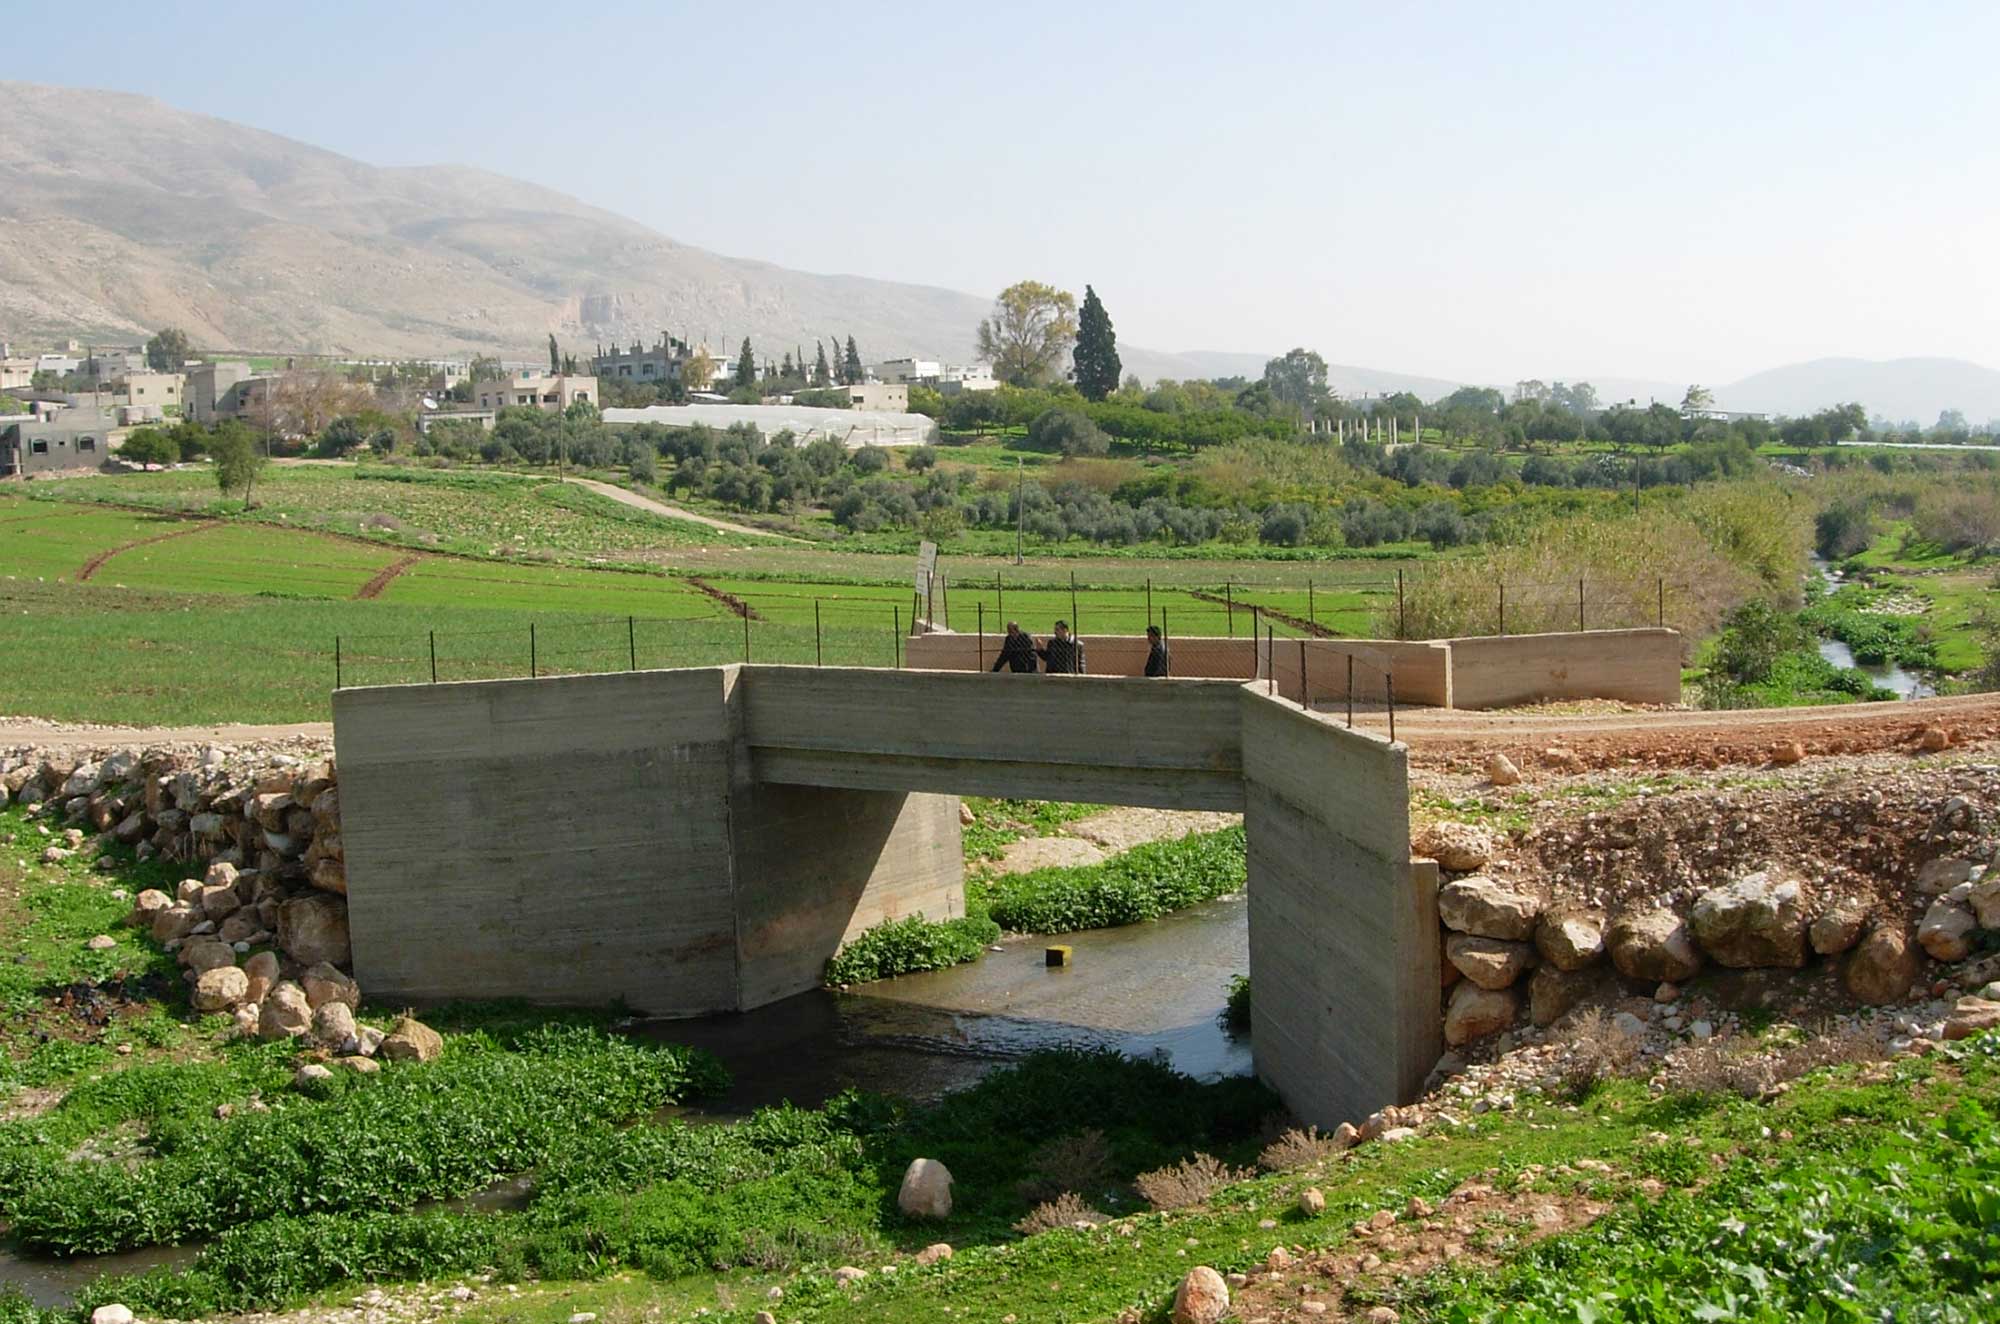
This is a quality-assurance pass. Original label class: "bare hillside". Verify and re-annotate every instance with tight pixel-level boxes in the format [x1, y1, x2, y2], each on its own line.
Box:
[0, 81, 991, 362]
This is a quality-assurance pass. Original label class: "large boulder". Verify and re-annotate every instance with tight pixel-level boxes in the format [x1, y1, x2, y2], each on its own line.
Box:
[1485, 753, 1522, 786]
[1535, 909, 1605, 971]
[1608, 908, 1702, 983]
[1971, 876, 2000, 931]
[1809, 898, 1869, 956]
[1918, 898, 1977, 962]
[243, 950, 280, 1005]
[1944, 996, 2000, 1041]
[1689, 871, 1807, 968]
[1414, 822, 1497, 873]
[1443, 982, 1518, 1045]
[311, 1002, 360, 1053]
[150, 905, 197, 943]
[199, 885, 242, 921]
[1528, 965, 1598, 1027]
[897, 1158, 954, 1219]
[129, 888, 173, 927]
[1437, 876, 1540, 941]
[379, 1017, 444, 1064]
[301, 963, 361, 1010]
[1844, 925, 1921, 1005]
[180, 939, 236, 975]
[1445, 934, 1535, 990]
[258, 982, 313, 1039]
[192, 965, 251, 1013]
[279, 894, 351, 967]
[1171, 1267, 1230, 1324]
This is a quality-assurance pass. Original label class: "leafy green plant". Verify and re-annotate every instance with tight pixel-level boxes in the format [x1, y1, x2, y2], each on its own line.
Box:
[982, 827, 1245, 933]
[823, 912, 1001, 985]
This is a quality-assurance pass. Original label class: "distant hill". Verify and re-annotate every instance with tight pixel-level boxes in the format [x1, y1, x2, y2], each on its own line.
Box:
[1716, 357, 2000, 425]
[0, 81, 995, 364]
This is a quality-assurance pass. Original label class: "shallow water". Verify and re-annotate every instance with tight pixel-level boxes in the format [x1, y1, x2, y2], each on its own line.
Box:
[1817, 637, 1932, 699]
[0, 894, 1253, 1304]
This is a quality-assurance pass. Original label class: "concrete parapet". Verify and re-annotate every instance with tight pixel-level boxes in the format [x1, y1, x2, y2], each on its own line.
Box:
[1445, 628, 1682, 709]
[1239, 688, 1435, 1123]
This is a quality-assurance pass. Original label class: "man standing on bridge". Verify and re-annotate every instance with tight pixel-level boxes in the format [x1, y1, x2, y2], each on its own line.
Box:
[1144, 624, 1170, 678]
[1040, 620, 1087, 675]
[991, 621, 1040, 673]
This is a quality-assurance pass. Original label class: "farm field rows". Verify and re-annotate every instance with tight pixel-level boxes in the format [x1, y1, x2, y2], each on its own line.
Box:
[0, 482, 1415, 724]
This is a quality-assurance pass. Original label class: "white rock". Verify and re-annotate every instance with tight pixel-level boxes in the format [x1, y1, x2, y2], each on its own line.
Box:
[898, 1157, 953, 1218]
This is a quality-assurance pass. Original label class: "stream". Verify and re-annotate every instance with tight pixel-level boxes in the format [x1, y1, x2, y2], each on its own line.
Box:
[0, 893, 1252, 1305]
[1808, 555, 1933, 699]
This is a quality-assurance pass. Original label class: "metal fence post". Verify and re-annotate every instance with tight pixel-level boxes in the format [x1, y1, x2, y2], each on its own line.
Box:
[1346, 655, 1354, 727]
[742, 612, 751, 663]
[1298, 636, 1308, 705]
[334, 636, 341, 690]
[1145, 576, 1153, 628]
[1657, 576, 1665, 627]
[1577, 577, 1585, 632]
[977, 602, 985, 668]
[1267, 623, 1275, 696]
[1499, 582, 1507, 635]
[893, 605, 902, 667]
[530, 623, 537, 678]
[1069, 570, 1078, 631]
[1397, 568, 1406, 640]
[814, 599, 823, 666]
[996, 570, 1004, 626]
[1308, 578, 1315, 629]
[628, 616, 637, 671]
[1387, 672, 1396, 743]
[941, 571, 950, 631]
[429, 630, 437, 684]
[1225, 580, 1234, 636]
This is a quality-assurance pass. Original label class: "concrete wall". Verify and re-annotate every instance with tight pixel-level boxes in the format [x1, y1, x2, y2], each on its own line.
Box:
[332, 666, 966, 1016]
[1238, 691, 1437, 1125]
[741, 665, 1248, 810]
[908, 628, 1677, 712]
[1445, 628, 1682, 709]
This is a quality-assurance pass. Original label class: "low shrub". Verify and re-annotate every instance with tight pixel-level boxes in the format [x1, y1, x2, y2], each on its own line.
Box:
[823, 911, 1002, 985]
[7, 1026, 725, 1254]
[1134, 1152, 1252, 1211]
[1555, 1008, 1642, 1098]
[982, 827, 1246, 934]
[1257, 1126, 1340, 1172]
[1223, 974, 1252, 1033]
[1016, 1128, 1113, 1204]
[1014, 1192, 1107, 1235]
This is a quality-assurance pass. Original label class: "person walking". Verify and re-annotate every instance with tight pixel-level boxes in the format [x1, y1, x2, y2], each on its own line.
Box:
[991, 621, 1040, 673]
[1144, 624, 1170, 678]
[1040, 620, 1086, 674]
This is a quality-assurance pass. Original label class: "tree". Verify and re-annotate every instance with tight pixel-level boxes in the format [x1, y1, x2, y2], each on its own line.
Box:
[686, 347, 717, 391]
[145, 328, 192, 373]
[548, 334, 561, 375]
[1071, 285, 1122, 401]
[1681, 384, 1716, 416]
[1028, 407, 1108, 457]
[208, 421, 267, 508]
[813, 342, 831, 387]
[976, 280, 1078, 387]
[781, 351, 796, 380]
[843, 336, 863, 386]
[735, 338, 756, 391]
[1261, 348, 1332, 417]
[250, 370, 374, 447]
[119, 427, 177, 467]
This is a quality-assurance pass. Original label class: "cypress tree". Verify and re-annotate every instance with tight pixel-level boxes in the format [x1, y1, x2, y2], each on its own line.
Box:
[735, 338, 756, 390]
[1072, 285, 1121, 401]
[843, 336, 863, 385]
[813, 341, 831, 387]
[781, 350, 796, 379]
[548, 333, 561, 375]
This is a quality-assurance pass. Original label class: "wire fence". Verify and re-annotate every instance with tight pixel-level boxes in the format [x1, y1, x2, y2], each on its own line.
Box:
[328, 571, 1682, 742]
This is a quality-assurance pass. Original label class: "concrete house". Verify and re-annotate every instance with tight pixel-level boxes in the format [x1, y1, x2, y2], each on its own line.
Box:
[1, 408, 118, 478]
[591, 336, 691, 385]
[470, 371, 597, 413]
[185, 362, 272, 424]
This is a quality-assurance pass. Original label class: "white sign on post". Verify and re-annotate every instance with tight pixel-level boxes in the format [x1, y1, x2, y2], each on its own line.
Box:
[914, 540, 938, 598]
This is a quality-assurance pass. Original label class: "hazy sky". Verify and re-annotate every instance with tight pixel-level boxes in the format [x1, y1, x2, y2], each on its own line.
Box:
[12, 0, 1998, 384]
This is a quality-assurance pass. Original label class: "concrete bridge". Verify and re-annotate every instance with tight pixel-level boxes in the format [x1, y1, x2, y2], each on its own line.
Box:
[332, 665, 1437, 1128]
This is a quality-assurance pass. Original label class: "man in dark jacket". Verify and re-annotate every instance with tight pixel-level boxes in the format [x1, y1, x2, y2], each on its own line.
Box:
[1144, 625, 1170, 678]
[991, 621, 1039, 673]
[1039, 621, 1086, 674]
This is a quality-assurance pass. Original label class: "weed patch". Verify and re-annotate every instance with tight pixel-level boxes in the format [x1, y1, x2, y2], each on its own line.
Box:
[982, 826, 1245, 933]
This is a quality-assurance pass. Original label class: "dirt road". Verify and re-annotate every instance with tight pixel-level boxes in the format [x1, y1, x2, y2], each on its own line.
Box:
[558, 476, 804, 543]
[8, 691, 1998, 771]
[1376, 690, 2000, 771]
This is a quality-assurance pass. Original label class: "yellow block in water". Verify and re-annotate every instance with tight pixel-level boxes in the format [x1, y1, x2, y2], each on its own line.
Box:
[1045, 945, 1072, 968]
